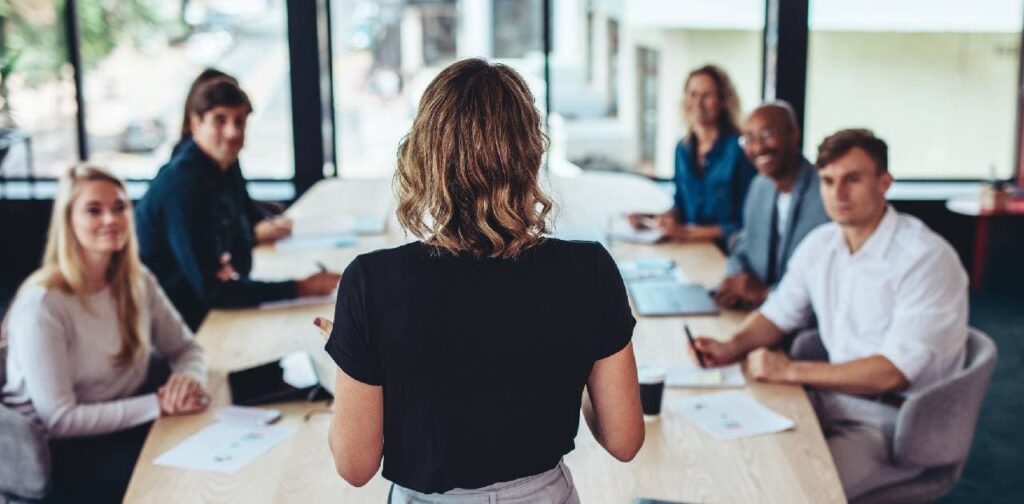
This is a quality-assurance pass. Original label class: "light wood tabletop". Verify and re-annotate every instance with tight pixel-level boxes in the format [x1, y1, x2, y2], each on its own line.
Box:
[124, 175, 844, 504]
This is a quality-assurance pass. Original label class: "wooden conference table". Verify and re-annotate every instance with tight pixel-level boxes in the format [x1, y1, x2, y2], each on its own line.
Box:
[125, 176, 844, 503]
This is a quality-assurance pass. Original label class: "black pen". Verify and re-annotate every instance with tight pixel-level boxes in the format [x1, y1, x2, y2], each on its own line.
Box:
[684, 323, 707, 368]
[316, 261, 328, 273]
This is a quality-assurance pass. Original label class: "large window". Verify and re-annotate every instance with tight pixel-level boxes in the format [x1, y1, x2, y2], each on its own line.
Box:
[79, 0, 294, 180]
[549, 0, 765, 178]
[330, 0, 544, 179]
[0, 2, 79, 180]
[805, 0, 1024, 180]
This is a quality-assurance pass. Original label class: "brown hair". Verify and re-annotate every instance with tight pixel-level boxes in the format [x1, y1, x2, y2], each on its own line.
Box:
[815, 128, 889, 174]
[180, 69, 239, 138]
[683, 65, 742, 136]
[2, 164, 146, 367]
[188, 77, 252, 125]
[394, 58, 553, 259]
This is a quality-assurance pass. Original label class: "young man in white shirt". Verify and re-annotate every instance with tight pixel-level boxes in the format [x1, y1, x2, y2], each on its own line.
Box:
[692, 128, 969, 500]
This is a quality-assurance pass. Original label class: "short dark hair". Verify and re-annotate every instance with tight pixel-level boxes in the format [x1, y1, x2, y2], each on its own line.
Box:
[181, 69, 238, 138]
[815, 128, 888, 174]
[189, 77, 252, 120]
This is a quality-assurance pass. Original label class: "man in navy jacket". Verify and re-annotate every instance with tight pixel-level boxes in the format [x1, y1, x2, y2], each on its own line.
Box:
[136, 77, 339, 330]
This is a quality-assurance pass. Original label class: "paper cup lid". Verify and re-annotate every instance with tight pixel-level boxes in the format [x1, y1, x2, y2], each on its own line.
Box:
[637, 365, 667, 384]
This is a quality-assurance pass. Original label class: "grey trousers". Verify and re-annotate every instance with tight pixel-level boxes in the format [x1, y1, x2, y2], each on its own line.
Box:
[388, 460, 580, 504]
[810, 390, 924, 501]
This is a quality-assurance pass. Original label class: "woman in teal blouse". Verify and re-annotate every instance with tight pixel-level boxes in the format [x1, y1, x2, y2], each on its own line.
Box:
[630, 65, 755, 244]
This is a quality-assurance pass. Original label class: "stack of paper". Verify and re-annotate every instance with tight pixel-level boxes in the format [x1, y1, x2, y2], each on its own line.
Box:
[668, 390, 795, 440]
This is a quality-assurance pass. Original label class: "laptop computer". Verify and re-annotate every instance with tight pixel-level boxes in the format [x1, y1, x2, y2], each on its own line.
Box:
[628, 280, 719, 316]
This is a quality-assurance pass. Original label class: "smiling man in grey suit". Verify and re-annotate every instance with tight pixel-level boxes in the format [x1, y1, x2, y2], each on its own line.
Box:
[715, 102, 830, 309]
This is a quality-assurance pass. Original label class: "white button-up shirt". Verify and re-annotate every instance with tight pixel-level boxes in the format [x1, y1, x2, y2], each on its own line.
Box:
[760, 206, 968, 394]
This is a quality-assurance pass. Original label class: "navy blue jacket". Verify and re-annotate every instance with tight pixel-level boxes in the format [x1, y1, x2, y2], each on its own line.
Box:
[136, 139, 296, 330]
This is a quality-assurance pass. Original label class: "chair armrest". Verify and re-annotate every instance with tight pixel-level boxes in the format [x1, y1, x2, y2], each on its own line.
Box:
[789, 329, 829, 362]
[892, 334, 997, 468]
[0, 405, 50, 500]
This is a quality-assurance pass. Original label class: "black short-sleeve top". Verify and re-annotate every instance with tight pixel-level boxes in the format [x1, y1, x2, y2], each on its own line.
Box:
[324, 239, 635, 494]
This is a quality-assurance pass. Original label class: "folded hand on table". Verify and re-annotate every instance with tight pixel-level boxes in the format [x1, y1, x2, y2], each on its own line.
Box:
[746, 348, 793, 383]
[715, 273, 769, 309]
[297, 271, 341, 297]
[689, 336, 744, 368]
[157, 373, 209, 416]
[255, 216, 294, 244]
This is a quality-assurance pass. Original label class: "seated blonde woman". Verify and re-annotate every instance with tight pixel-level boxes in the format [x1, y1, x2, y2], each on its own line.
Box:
[1, 165, 208, 502]
[317, 58, 645, 503]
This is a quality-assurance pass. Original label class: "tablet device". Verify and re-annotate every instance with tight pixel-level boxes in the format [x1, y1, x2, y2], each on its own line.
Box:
[228, 351, 321, 406]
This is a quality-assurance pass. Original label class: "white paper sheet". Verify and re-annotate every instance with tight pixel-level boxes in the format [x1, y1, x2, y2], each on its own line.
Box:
[258, 292, 336, 310]
[617, 259, 690, 283]
[668, 390, 795, 440]
[275, 234, 357, 252]
[607, 218, 664, 244]
[291, 214, 387, 238]
[666, 364, 747, 388]
[153, 422, 297, 474]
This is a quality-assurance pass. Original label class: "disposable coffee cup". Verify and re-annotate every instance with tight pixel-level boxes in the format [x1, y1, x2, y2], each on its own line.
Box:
[638, 366, 667, 417]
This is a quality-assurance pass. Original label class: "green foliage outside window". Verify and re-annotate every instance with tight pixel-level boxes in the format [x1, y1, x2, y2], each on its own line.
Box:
[0, 0, 176, 126]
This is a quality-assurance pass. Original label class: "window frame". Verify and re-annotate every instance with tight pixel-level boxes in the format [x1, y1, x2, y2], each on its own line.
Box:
[2, 0, 1022, 200]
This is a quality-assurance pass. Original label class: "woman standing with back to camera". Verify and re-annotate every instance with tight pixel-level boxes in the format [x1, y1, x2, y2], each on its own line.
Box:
[317, 58, 644, 502]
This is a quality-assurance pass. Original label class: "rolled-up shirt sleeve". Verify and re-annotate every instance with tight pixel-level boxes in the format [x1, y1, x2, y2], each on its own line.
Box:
[877, 249, 968, 386]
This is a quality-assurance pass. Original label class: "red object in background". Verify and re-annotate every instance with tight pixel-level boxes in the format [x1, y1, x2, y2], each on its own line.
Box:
[948, 195, 1024, 289]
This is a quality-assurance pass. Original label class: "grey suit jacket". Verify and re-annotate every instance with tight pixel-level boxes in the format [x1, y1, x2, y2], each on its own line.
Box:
[726, 158, 830, 286]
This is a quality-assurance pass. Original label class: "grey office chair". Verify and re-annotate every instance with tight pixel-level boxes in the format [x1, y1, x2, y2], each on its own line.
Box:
[0, 341, 51, 502]
[790, 328, 998, 504]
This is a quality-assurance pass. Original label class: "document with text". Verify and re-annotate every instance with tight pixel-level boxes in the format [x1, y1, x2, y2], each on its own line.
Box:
[667, 390, 794, 440]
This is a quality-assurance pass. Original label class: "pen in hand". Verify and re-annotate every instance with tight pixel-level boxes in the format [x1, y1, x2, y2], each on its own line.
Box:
[684, 323, 707, 368]
[316, 261, 329, 273]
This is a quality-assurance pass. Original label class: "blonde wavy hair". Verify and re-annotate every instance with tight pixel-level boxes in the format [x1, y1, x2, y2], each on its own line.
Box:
[394, 58, 553, 259]
[3, 164, 146, 367]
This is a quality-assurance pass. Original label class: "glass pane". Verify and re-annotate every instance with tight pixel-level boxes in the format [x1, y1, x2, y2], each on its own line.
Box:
[550, 0, 765, 178]
[331, 0, 545, 179]
[1, 2, 79, 179]
[80, 0, 294, 180]
[805, 0, 1024, 180]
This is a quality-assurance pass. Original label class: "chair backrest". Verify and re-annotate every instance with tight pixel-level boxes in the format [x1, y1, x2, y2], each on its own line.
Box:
[892, 329, 998, 468]
[0, 337, 53, 500]
[0, 340, 7, 389]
